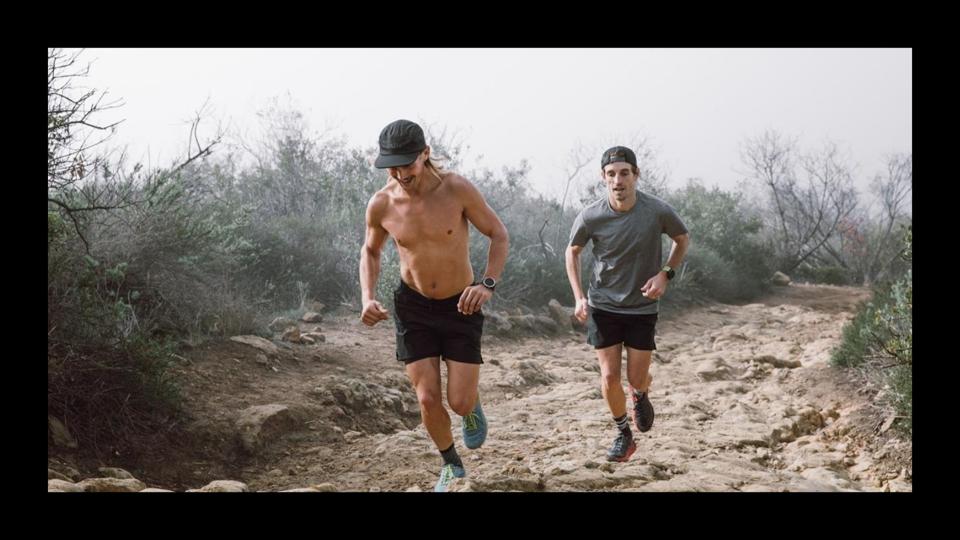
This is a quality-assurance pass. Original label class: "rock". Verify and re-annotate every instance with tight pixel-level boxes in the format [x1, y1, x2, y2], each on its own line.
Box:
[48, 415, 78, 449]
[48, 479, 84, 492]
[235, 404, 305, 454]
[695, 357, 735, 381]
[303, 332, 326, 343]
[772, 271, 791, 286]
[282, 326, 301, 343]
[534, 315, 559, 334]
[48, 469, 71, 482]
[516, 360, 557, 386]
[301, 312, 323, 323]
[230, 335, 280, 356]
[754, 355, 802, 369]
[187, 480, 248, 493]
[97, 467, 135, 480]
[485, 311, 513, 334]
[547, 300, 574, 333]
[268, 317, 297, 332]
[78, 477, 147, 493]
[312, 483, 338, 492]
[508, 314, 537, 332]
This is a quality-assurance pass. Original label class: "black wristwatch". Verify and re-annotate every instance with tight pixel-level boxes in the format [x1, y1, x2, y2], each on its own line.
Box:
[481, 276, 497, 290]
[661, 265, 675, 280]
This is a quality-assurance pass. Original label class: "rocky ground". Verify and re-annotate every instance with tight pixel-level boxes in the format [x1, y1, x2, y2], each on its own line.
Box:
[48, 283, 912, 492]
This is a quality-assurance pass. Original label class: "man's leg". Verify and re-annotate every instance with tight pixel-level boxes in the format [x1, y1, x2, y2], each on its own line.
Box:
[597, 343, 636, 461]
[445, 359, 485, 449]
[596, 343, 626, 418]
[445, 359, 481, 417]
[625, 346, 655, 433]
[405, 357, 452, 450]
[625, 347, 653, 392]
[407, 357, 466, 491]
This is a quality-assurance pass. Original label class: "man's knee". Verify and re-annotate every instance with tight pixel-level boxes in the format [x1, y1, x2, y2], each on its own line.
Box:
[601, 372, 622, 390]
[448, 394, 476, 416]
[416, 389, 443, 412]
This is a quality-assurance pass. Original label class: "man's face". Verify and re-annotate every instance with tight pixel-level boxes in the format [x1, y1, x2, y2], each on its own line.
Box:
[602, 162, 638, 202]
[388, 148, 429, 188]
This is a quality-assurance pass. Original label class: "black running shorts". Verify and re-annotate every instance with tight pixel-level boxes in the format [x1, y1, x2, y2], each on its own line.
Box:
[586, 307, 658, 350]
[393, 280, 484, 364]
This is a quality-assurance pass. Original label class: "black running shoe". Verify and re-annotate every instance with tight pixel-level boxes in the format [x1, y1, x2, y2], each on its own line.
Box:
[606, 431, 636, 462]
[630, 386, 655, 433]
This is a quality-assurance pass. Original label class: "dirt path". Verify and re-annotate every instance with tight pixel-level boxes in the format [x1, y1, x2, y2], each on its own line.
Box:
[93, 283, 912, 492]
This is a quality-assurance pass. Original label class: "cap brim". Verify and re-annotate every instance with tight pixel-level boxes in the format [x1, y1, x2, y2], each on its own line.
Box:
[374, 152, 420, 169]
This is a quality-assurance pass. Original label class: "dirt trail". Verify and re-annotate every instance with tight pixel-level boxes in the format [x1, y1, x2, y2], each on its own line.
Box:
[71, 283, 912, 492]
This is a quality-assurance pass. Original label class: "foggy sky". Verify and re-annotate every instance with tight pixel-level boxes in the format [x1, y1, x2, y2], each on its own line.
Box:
[74, 48, 911, 201]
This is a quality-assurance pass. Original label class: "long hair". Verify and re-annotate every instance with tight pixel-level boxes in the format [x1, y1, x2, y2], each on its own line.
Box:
[424, 154, 449, 181]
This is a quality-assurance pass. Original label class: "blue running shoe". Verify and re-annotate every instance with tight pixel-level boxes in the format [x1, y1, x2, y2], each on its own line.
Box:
[462, 398, 487, 450]
[434, 463, 466, 492]
[462, 400, 487, 449]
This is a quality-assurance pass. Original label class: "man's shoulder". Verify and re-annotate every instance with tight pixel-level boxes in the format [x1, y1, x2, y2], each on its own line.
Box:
[637, 190, 671, 210]
[442, 171, 471, 189]
[369, 186, 392, 204]
[442, 171, 484, 200]
[366, 187, 392, 216]
[580, 198, 608, 221]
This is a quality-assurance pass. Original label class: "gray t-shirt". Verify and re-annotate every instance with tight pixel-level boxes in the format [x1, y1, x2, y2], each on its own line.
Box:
[569, 191, 688, 314]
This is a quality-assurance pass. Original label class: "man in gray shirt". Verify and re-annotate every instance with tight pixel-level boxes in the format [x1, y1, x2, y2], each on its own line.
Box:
[565, 146, 690, 462]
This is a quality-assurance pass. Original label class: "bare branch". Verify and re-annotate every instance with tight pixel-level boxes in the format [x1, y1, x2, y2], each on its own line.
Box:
[554, 141, 593, 250]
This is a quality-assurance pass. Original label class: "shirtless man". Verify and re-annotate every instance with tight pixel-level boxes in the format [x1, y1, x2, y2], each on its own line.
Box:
[359, 119, 509, 492]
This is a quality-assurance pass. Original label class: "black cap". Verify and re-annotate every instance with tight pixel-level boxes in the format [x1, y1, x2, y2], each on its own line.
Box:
[375, 119, 427, 169]
[600, 146, 638, 169]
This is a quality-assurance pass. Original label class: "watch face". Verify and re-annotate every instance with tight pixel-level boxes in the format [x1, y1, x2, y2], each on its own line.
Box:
[482, 277, 496, 288]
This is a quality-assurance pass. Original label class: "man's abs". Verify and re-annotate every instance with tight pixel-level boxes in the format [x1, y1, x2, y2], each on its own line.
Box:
[398, 247, 473, 299]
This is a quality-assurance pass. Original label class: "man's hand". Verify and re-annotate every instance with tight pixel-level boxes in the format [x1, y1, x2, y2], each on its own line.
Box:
[361, 300, 389, 326]
[574, 297, 588, 323]
[457, 284, 493, 315]
[640, 274, 669, 300]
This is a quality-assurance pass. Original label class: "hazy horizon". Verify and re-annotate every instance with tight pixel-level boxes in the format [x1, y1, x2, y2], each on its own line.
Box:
[71, 47, 911, 202]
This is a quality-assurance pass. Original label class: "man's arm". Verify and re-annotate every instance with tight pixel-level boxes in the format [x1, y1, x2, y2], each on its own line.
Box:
[359, 192, 391, 326]
[640, 232, 691, 300]
[455, 175, 509, 315]
[664, 232, 690, 272]
[565, 244, 589, 322]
